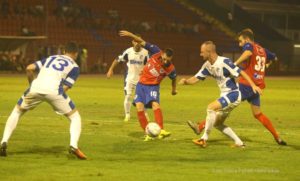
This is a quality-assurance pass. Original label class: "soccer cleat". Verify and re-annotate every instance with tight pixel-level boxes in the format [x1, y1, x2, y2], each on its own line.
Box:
[69, 146, 87, 160]
[231, 144, 246, 149]
[192, 138, 207, 148]
[187, 121, 201, 135]
[276, 138, 287, 146]
[158, 129, 171, 139]
[143, 135, 155, 142]
[123, 115, 130, 122]
[0, 142, 7, 157]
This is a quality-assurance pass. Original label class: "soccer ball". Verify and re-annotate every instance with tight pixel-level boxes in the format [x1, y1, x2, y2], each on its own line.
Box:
[145, 122, 161, 137]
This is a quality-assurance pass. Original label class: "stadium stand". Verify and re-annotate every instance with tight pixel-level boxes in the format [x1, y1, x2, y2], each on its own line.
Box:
[4, 0, 287, 74]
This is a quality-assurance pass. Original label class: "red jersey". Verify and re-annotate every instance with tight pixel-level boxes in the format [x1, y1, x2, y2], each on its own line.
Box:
[139, 51, 175, 85]
[239, 42, 268, 89]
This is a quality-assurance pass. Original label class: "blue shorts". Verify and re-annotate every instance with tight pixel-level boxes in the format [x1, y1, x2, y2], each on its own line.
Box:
[133, 83, 160, 108]
[239, 83, 260, 106]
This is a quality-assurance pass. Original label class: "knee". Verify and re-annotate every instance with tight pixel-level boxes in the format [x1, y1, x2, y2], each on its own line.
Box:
[207, 103, 218, 111]
[152, 102, 160, 110]
[136, 103, 144, 112]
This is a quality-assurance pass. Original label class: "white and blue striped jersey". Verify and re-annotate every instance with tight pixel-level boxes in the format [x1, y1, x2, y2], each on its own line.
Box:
[195, 56, 241, 94]
[30, 55, 80, 95]
[117, 47, 149, 84]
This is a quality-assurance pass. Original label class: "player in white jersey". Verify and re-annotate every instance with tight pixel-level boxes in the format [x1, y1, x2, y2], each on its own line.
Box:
[0, 42, 87, 159]
[107, 38, 149, 122]
[179, 41, 262, 148]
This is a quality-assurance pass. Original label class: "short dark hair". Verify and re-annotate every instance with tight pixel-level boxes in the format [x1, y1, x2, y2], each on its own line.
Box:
[164, 48, 174, 57]
[65, 42, 79, 53]
[237, 28, 254, 41]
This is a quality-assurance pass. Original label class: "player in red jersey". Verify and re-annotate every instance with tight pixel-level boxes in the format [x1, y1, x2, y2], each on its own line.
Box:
[119, 30, 177, 141]
[187, 28, 286, 145]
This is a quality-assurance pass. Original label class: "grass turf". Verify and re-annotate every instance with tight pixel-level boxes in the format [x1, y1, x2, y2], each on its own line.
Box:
[0, 75, 299, 180]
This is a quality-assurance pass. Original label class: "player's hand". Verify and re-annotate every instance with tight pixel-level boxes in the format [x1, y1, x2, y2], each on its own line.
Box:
[106, 70, 113, 78]
[119, 30, 133, 37]
[171, 90, 177, 95]
[178, 78, 186, 85]
[252, 85, 262, 95]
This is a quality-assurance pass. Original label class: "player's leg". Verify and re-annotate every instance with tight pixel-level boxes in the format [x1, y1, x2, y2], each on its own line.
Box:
[47, 94, 86, 159]
[187, 119, 206, 135]
[251, 104, 287, 145]
[193, 100, 221, 147]
[65, 109, 86, 160]
[214, 111, 244, 147]
[1, 91, 42, 156]
[151, 101, 171, 139]
[0, 105, 26, 156]
[123, 82, 133, 122]
[133, 83, 149, 130]
[136, 102, 149, 130]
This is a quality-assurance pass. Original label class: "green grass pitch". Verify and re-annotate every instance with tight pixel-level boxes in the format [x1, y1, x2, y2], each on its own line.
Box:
[0, 74, 299, 180]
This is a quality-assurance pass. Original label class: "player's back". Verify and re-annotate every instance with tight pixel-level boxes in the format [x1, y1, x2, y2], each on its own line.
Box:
[239, 42, 267, 89]
[30, 55, 79, 95]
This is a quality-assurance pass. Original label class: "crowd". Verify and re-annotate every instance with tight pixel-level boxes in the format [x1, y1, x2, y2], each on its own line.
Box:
[0, 51, 29, 71]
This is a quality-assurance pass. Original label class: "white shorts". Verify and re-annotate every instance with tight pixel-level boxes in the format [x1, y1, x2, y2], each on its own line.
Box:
[218, 91, 241, 114]
[124, 81, 137, 95]
[17, 89, 75, 115]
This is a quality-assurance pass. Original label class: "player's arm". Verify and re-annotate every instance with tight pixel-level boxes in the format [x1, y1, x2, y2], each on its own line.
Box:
[235, 43, 253, 65]
[168, 70, 177, 95]
[240, 70, 262, 95]
[26, 63, 37, 84]
[179, 64, 209, 85]
[119, 30, 146, 46]
[235, 50, 252, 65]
[178, 76, 199, 85]
[265, 48, 278, 68]
[106, 59, 119, 78]
[63, 67, 80, 92]
[63, 85, 70, 92]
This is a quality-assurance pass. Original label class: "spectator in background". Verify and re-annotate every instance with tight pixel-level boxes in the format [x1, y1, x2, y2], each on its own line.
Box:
[80, 48, 88, 73]
[1, 0, 10, 18]
[21, 25, 36, 36]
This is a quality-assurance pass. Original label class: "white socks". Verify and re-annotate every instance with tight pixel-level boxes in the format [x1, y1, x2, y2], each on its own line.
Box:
[68, 111, 81, 149]
[201, 109, 216, 141]
[1, 106, 23, 144]
[124, 94, 131, 117]
[215, 124, 244, 145]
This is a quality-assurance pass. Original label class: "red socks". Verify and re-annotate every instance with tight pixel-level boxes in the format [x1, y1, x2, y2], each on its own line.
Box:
[255, 113, 279, 140]
[154, 108, 163, 129]
[137, 111, 148, 130]
[198, 120, 206, 132]
[138, 109, 164, 130]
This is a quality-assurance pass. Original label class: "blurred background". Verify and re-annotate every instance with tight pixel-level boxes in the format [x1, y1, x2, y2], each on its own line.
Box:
[0, 0, 299, 75]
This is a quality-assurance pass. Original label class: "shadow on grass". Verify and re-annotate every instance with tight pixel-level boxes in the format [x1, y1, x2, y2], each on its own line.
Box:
[11, 145, 66, 155]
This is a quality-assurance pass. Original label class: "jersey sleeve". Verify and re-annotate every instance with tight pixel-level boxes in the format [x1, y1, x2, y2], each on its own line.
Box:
[117, 49, 129, 63]
[264, 48, 276, 61]
[242, 43, 253, 52]
[145, 42, 161, 55]
[63, 67, 80, 88]
[223, 59, 241, 78]
[34, 58, 47, 71]
[194, 62, 211, 80]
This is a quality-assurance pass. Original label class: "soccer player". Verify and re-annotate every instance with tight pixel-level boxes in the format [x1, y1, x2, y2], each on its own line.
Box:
[107, 37, 149, 122]
[179, 41, 262, 147]
[119, 30, 177, 141]
[0, 42, 87, 159]
[187, 29, 287, 145]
